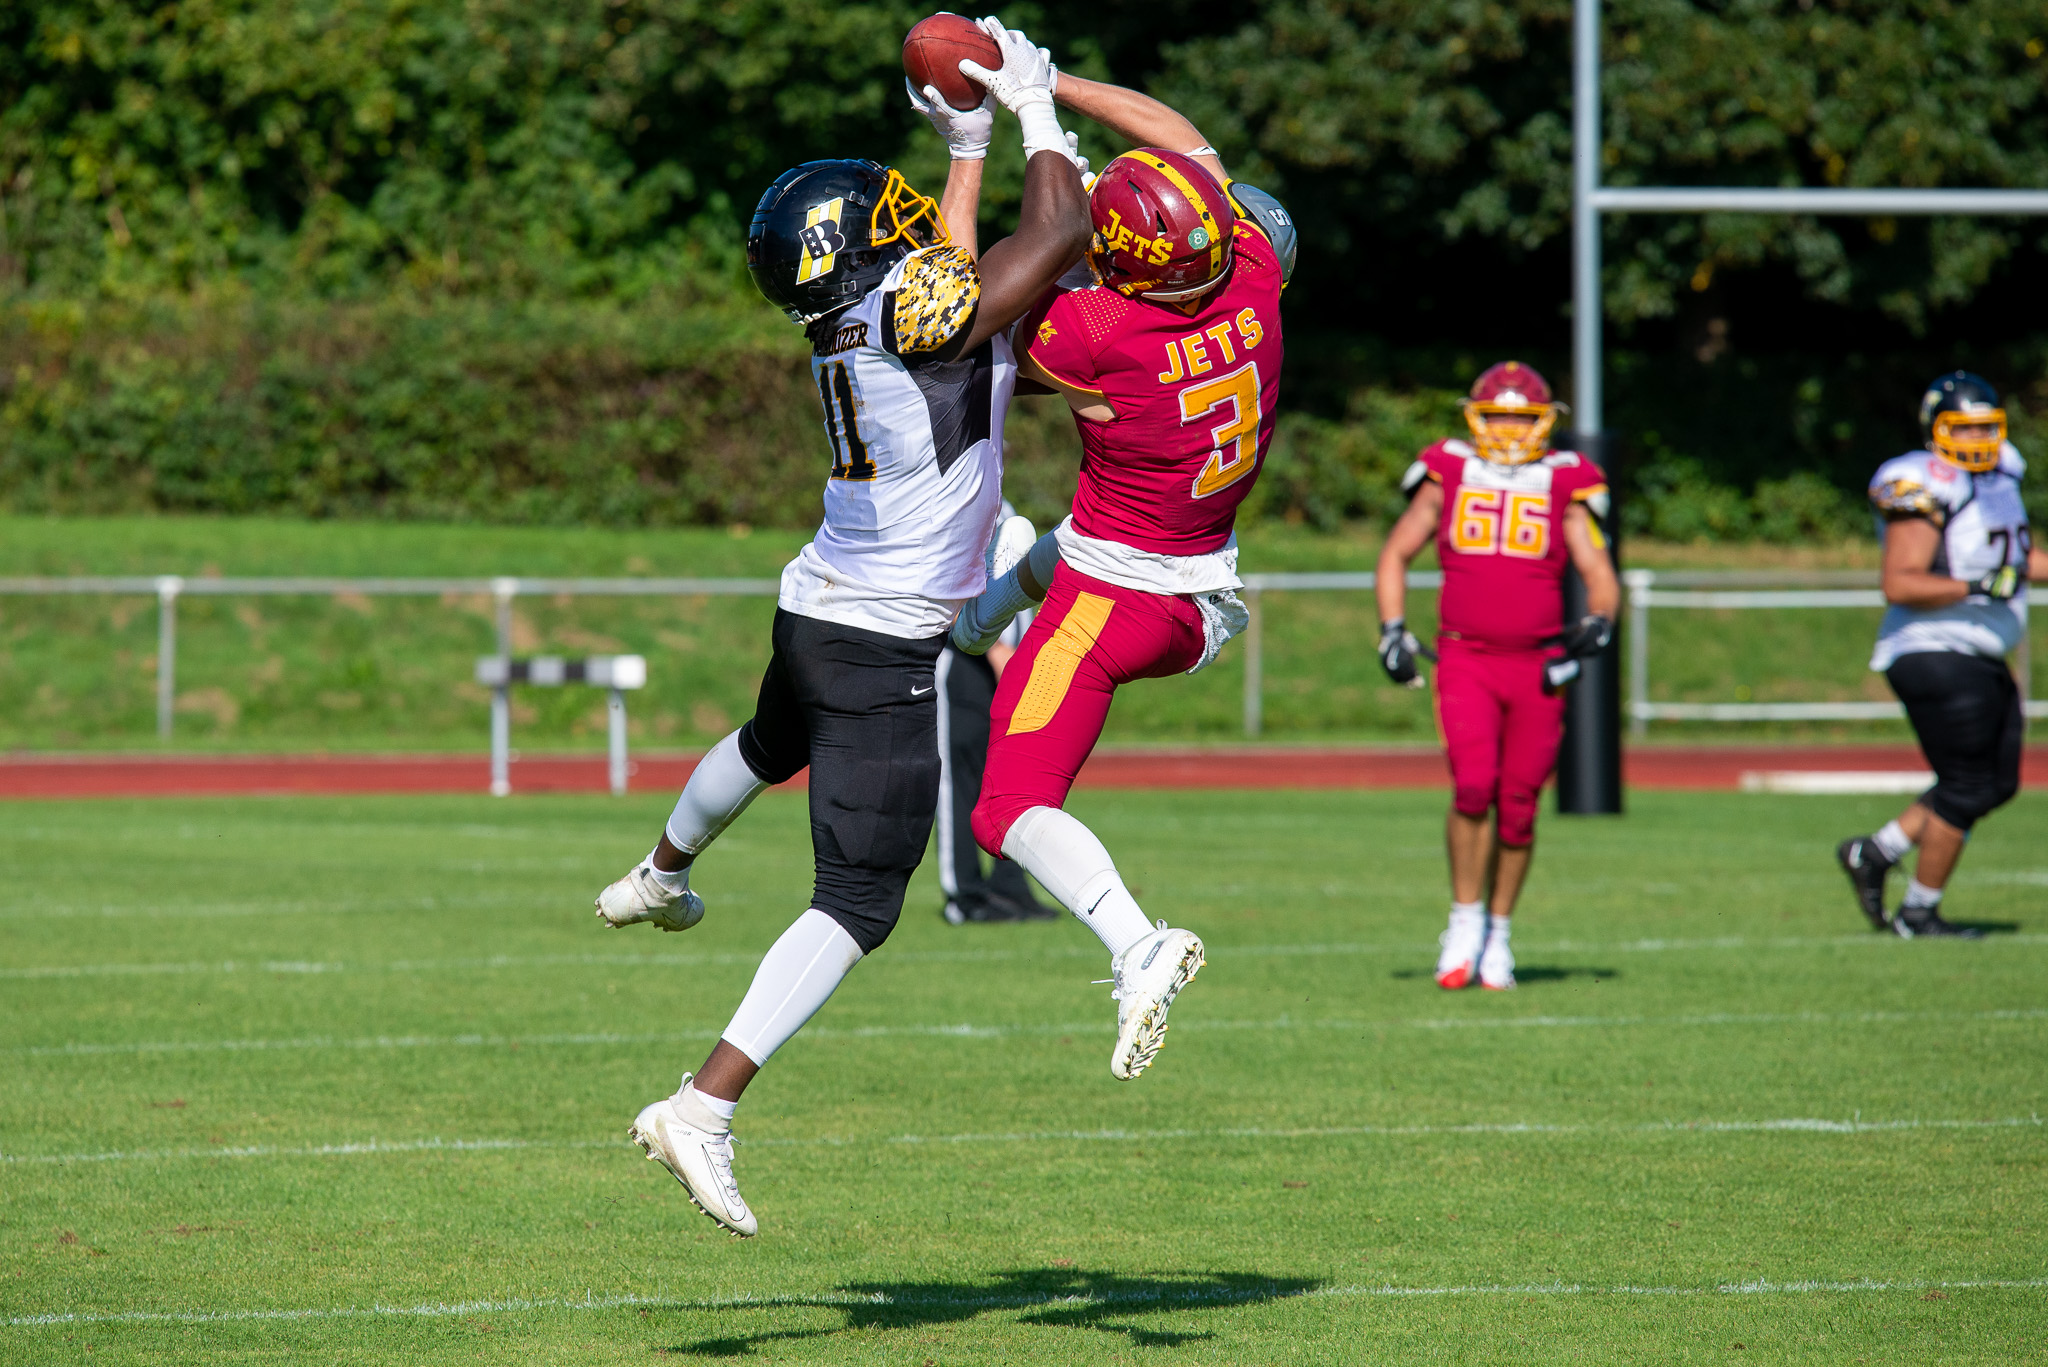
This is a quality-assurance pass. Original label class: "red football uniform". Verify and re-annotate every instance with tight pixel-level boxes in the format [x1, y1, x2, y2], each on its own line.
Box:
[973, 214, 1287, 859]
[1409, 437, 1608, 846]
[1019, 216, 1286, 555]
[1414, 438, 1610, 650]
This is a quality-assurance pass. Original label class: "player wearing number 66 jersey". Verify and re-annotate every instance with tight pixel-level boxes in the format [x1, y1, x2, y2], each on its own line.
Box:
[1377, 361, 1619, 992]
[951, 73, 1296, 1081]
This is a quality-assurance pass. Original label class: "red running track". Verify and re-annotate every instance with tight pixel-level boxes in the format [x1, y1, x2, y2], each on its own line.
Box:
[5, 745, 2045, 799]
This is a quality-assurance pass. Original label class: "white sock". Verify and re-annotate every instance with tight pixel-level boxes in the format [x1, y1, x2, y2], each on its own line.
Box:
[719, 910, 865, 1067]
[1902, 878, 1943, 910]
[1872, 820, 1913, 862]
[678, 1082, 737, 1131]
[646, 849, 689, 895]
[665, 729, 768, 857]
[1488, 913, 1512, 941]
[1001, 806, 1154, 959]
[1449, 900, 1485, 927]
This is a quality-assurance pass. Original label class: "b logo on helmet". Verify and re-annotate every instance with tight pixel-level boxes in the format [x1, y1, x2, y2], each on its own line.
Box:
[795, 199, 847, 284]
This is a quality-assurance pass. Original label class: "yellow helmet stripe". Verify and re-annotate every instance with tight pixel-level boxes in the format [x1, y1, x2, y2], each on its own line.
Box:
[1126, 151, 1224, 279]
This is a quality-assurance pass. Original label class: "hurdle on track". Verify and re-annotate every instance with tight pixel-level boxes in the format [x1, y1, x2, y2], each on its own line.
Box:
[473, 654, 647, 796]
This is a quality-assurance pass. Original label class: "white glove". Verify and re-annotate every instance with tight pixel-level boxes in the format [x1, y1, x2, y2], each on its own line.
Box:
[960, 18, 1068, 160]
[1065, 130, 1094, 189]
[906, 78, 994, 161]
[959, 19, 1055, 111]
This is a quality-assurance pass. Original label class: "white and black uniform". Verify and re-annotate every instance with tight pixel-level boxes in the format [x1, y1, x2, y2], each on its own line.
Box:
[1867, 444, 2029, 829]
[778, 245, 1018, 639]
[737, 245, 1014, 951]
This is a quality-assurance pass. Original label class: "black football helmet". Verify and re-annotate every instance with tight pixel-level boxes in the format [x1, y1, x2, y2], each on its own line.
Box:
[746, 160, 948, 326]
[1917, 370, 2006, 472]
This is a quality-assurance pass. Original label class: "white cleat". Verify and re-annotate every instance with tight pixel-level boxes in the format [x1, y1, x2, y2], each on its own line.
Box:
[1478, 928, 1516, 991]
[1107, 922, 1205, 1081]
[1435, 907, 1485, 990]
[628, 1074, 757, 1238]
[595, 862, 704, 933]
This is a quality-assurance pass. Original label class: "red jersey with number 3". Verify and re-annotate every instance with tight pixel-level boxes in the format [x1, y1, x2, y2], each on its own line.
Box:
[1414, 438, 1609, 650]
[1021, 218, 1285, 555]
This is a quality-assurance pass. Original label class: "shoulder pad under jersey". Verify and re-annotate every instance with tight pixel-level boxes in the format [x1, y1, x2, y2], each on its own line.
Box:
[1226, 182, 1297, 285]
[1869, 451, 1962, 523]
[883, 245, 981, 360]
[1400, 459, 1431, 497]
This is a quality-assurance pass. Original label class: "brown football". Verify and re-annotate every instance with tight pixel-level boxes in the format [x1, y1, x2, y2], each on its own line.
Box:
[903, 13, 1001, 112]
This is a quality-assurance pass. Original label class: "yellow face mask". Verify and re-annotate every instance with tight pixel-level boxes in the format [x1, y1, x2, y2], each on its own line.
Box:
[1929, 408, 2006, 472]
[868, 169, 949, 253]
[1462, 400, 1559, 466]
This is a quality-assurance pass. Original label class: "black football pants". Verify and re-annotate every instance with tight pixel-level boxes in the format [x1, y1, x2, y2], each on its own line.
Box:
[736, 609, 944, 953]
[1886, 649, 2023, 832]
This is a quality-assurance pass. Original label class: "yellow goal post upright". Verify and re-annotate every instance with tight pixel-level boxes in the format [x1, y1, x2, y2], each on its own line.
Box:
[1560, 0, 2048, 815]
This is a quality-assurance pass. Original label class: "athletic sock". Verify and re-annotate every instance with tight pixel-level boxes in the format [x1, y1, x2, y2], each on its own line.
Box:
[1487, 912, 1512, 942]
[664, 729, 769, 861]
[677, 1083, 736, 1132]
[719, 910, 865, 1067]
[1449, 900, 1485, 928]
[646, 852, 690, 895]
[1001, 805, 1154, 959]
[1902, 878, 1943, 911]
[1872, 820, 1913, 863]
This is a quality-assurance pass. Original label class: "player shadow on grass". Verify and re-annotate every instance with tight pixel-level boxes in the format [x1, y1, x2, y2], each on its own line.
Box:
[1390, 965, 1618, 984]
[660, 1268, 1317, 1356]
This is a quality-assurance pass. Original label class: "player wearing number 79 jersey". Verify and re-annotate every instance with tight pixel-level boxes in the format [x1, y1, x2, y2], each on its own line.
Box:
[952, 73, 1295, 1081]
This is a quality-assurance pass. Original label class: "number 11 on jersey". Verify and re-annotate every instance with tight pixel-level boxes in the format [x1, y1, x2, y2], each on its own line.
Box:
[817, 362, 876, 481]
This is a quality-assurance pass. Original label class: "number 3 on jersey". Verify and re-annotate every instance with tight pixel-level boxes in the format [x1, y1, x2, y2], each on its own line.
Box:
[817, 362, 876, 481]
[1180, 361, 1263, 499]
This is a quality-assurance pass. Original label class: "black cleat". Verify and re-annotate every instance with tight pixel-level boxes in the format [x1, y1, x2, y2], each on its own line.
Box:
[1835, 837, 1895, 931]
[1892, 906, 1985, 940]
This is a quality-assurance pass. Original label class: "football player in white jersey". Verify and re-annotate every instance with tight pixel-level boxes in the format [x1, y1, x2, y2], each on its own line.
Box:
[585, 22, 1089, 1237]
[1837, 372, 2048, 938]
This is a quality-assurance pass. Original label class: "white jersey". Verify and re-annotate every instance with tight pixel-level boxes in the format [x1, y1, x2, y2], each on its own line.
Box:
[1867, 444, 2029, 670]
[778, 245, 1018, 639]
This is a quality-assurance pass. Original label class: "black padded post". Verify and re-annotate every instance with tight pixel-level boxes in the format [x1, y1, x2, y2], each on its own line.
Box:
[1555, 430, 1623, 815]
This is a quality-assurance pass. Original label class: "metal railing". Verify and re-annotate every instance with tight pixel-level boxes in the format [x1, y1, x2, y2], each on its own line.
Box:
[2, 567, 2038, 740]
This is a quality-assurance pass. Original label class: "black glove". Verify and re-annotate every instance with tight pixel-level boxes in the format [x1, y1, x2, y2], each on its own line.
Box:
[1971, 565, 2022, 601]
[1378, 618, 1424, 686]
[1559, 613, 1614, 659]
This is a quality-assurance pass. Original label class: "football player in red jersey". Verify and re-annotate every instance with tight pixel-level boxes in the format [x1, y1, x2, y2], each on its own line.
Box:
[948, 73, 1295, 1080]
[1376, 362, 1620, 991]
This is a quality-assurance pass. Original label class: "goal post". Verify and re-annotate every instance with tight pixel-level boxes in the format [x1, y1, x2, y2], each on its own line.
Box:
[1561, 0, 2048, 815]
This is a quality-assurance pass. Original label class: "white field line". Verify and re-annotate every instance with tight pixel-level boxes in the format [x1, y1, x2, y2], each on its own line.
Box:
[13, 1007, 2047, 1060]
[9, 1275, 2047, 1330]
[4, 1113, 2039, 1167]
[10, 931, 2048, 981]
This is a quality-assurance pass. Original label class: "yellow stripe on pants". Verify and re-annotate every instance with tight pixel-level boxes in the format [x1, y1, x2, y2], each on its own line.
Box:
[1007, 592, 1116, 736]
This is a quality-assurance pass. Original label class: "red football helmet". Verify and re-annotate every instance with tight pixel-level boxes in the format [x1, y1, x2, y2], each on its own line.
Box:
[1087, 149, 1235, 302]
[1462, 360, 1562, 466]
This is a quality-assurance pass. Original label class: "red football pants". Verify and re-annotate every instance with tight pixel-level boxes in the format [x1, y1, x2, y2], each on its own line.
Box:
[1434, 638, 1565, 847]
[972, 567, 1206, 857]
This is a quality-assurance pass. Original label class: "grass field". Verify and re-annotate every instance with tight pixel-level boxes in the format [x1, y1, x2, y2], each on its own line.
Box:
[5, 788, 2045, 1363]
[3, 513, 2008, 752]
